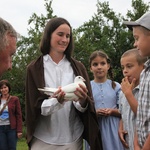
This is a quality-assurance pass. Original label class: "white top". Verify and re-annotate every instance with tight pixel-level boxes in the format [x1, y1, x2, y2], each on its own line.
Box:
[34, 54, 86, 145]
[0, 99, 10, 125]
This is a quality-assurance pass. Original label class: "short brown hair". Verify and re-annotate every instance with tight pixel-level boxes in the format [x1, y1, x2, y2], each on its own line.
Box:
[0, 79, 11, 93]
[121, 48, 147, 65]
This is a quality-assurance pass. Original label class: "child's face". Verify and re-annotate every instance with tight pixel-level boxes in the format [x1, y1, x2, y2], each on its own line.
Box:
[90, 56, 110, 82]
[133, 26, 150, 57]
[121, 54, 144, 85]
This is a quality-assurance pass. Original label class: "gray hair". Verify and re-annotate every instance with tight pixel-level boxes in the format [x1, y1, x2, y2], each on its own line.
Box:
[0, 17, 17, 51]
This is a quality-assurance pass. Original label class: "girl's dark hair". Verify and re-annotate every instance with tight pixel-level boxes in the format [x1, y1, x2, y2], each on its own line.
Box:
[40, 17, 74, 61]
[89, 50, 116, 89]
[0, 79, 11, 93]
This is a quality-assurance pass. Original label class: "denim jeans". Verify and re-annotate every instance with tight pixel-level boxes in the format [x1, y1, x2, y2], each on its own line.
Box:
[0, 125, 17, 150]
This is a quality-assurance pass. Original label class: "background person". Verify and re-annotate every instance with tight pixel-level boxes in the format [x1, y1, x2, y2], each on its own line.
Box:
[0, 79, 22, 150]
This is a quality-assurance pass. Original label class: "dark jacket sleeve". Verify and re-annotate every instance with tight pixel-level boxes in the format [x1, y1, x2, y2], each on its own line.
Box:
[26, 56, 103, 150]
[8, 96, 22, 133]
[70, 58, 103, 150]
[25, 56, 48, 145]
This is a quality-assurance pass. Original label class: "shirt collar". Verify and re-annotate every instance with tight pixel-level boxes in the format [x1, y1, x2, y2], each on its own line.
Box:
[43, 54, 66, 65]
[144, 59, 150, 72]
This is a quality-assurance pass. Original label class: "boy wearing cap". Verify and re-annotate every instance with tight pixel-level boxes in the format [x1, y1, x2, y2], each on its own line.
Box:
[123, 11, 150, 150]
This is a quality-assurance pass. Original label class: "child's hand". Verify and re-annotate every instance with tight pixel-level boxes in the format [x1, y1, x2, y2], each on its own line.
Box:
[96, 108, 112, 116]
[121, 77, 136, 95]
[118, 129, 129, 148]
[96, 109, 105, 116]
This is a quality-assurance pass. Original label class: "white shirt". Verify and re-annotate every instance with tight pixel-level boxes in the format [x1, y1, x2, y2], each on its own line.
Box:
[34, 54, 86, 145]
[0, 99, 10, 125]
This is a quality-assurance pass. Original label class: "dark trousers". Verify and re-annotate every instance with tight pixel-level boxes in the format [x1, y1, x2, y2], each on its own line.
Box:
[0, 125, 17, 150]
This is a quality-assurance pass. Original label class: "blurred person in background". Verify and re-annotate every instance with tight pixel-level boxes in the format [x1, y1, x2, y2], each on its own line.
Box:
[0, 79, 22, 150]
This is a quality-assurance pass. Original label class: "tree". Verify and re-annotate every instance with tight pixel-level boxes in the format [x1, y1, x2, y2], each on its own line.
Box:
[1, 0, 149, 121]
[73, 0, 149, 81]
[1, 0, 56, 121]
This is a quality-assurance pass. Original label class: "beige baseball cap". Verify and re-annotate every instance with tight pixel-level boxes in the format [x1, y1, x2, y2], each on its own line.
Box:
[123, 11, 150, 30]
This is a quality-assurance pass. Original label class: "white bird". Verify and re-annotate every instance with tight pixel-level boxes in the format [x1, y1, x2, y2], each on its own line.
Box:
[38, 76, 86, 101]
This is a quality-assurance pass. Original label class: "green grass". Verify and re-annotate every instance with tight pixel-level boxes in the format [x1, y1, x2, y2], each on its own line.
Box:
[17, 125, 28, 150]
[17, 138, 28, 150]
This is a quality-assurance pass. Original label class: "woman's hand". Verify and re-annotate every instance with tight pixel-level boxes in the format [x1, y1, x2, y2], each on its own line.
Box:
[17, 132, 22, 138]
[52, 84, 88, 107]
[52, 87, 65, 104]
[74, 83, 88, 107]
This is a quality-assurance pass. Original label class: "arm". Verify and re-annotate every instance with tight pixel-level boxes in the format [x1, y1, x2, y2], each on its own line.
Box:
[107, 108, 121, 117]
[121, 77, 138, 114]
[41, 88, 67, 115]
[142, 134, 150, 150]
[41, 98, 64, 115]
[134, 131, 141, 150]
[15, 96, 23, 138]
[97, 108, 121, 117]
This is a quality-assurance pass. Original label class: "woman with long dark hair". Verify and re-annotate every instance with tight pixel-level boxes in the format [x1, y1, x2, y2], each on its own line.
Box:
[25, 17, 103, 150]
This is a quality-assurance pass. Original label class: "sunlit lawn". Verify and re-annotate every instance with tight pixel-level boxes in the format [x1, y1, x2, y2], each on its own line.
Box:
[17, 138, 28, 150]
[16, 125, 28, 150]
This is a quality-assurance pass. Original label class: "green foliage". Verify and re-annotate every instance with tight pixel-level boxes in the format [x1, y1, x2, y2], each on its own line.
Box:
[1, 0, 149, 120]
[73, 0, 149, 81]
[1, 0, 56, 121]
[17, 138, 28, 150]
